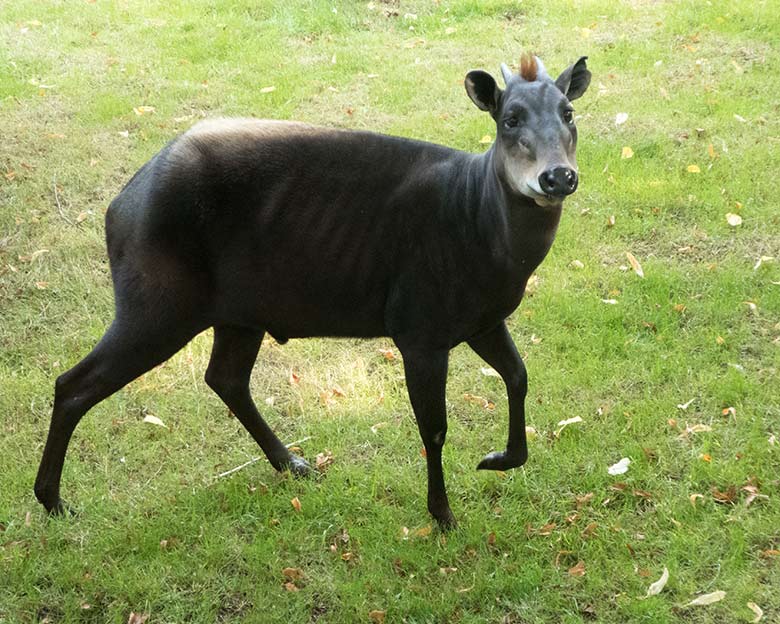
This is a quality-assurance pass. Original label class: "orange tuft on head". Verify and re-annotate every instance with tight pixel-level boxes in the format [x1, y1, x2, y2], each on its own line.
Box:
[519, 53, 538, 82]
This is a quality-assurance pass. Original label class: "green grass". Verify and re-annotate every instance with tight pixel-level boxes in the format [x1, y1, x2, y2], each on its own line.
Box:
[1, 1, 779, 622]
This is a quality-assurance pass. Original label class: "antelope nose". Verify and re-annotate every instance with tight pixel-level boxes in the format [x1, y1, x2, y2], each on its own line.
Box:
[538, 167, 578, 197]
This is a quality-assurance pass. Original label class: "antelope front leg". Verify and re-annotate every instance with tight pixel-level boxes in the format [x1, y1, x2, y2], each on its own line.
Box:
[398, 346, 456, 528]
[468, 322, 529, 471]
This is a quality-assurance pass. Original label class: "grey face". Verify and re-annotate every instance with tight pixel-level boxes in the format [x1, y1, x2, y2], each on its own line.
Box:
[465, 56, 591, 206]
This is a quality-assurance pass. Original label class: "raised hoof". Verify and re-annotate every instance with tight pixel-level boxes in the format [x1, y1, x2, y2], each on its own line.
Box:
[476, 450, 527, 471]
[280, 454, 312, 478]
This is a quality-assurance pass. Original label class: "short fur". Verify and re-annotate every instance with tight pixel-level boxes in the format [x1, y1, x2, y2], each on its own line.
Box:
[35, 55, 591, 527]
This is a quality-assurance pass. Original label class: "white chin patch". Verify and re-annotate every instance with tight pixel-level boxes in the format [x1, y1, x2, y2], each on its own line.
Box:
[532, 195, 561, 207]
[515, 179, 561, 207]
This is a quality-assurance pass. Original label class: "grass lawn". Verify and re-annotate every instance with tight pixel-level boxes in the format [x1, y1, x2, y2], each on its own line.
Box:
[1, 0, 779, 622]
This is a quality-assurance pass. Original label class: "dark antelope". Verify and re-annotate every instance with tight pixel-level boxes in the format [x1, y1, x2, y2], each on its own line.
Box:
[35, 54, 590, 527]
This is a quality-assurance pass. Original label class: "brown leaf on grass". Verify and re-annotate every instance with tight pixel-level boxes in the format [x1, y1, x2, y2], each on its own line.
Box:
[369, 610, 386, 623]
[621, 146, 634, 159]
[283, 582, 299, 592]
[259, 86, 276, 93]
[288, 370, 300, 385]
[463, 393, 495, 410]
[315, 450, 334, 472]
[25, 511, 31, 527]
[575, 492, 594, 509]
[378, 348, 395, 360]
[632, 489, 653, 499]
[487, 531, 496, 546]
[581, 522, 598, 539]
[127, 614, 149, 624]
[535, 522, 557, 536]
[439, 566, 457, 575]
[722, 407, 736, 418]
[626, 251, 644, 278]
[759, 549, 779, 558]
[282, 567, 304, 581]
[413, 525, 432, 538]
[290, 496, 302, 512]
[711, 486, 737, 504]
[568, 560, 586, 577]
[607, 215, 616, 228]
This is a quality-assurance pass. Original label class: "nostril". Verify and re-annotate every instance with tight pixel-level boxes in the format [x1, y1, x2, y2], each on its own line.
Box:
[539, 170, 557, 194]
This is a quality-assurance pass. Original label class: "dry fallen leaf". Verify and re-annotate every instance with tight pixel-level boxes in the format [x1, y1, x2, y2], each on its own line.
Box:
[690, 493, 704, 507]
[555, 416, 583, 437]
[290, 497, 302, 512]
[378, 348, 395, 360]
[747, 602, 763, 622]
[686, 590, 726, 607]
[711, 486, 737, 504]
[686, 164, 701, 173]
[132, 105, 155, 116]
[463, 393, 495, 410]
[282, 567, 304, 580]
[568, 560, 586, 577]
[315, 450, 334, 472]
[677, 398, 695, 410]
[601, 298, 618, 305]
[480, 367, 501, 378]
[569, 259, 585, 269]
[127, 613, 149, 624]
[615, 112, 628, 125]
[726, 213, 742, 227]
[621, 146, 634, 159]
[625, 251, 644, 278]
[608, 457, 631, 475]
[607, 215, 616, 227]
[368, 610, 386, 624]
[289, 370, 300, 385]
[283, 582, 299, 592]
[142, 414, 167, 428]
[645, 566, 669, 597]
[259, 86, 276, 93]
[413, 525, 432, 538]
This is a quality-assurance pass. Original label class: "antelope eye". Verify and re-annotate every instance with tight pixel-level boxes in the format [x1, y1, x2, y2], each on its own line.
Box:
[503, 116, 519, 129]
[563, 109, 574, 124]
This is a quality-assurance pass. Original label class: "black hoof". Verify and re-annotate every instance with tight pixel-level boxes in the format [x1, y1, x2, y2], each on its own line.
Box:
[432, 508, 458, 531]
[428, 505, 458, 532]
[280, 454, 312, 477]
[46, 499, 76, 517]
[476, 450, 527, 471]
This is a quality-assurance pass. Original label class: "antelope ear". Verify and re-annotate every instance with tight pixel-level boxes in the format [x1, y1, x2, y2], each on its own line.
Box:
[555, 56, 591, 101]
[465, 70, 502, 115]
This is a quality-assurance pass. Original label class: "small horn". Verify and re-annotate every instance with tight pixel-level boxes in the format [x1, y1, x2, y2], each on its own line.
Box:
[500, 63, 513, 86]
[534, 56, 549, 79]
